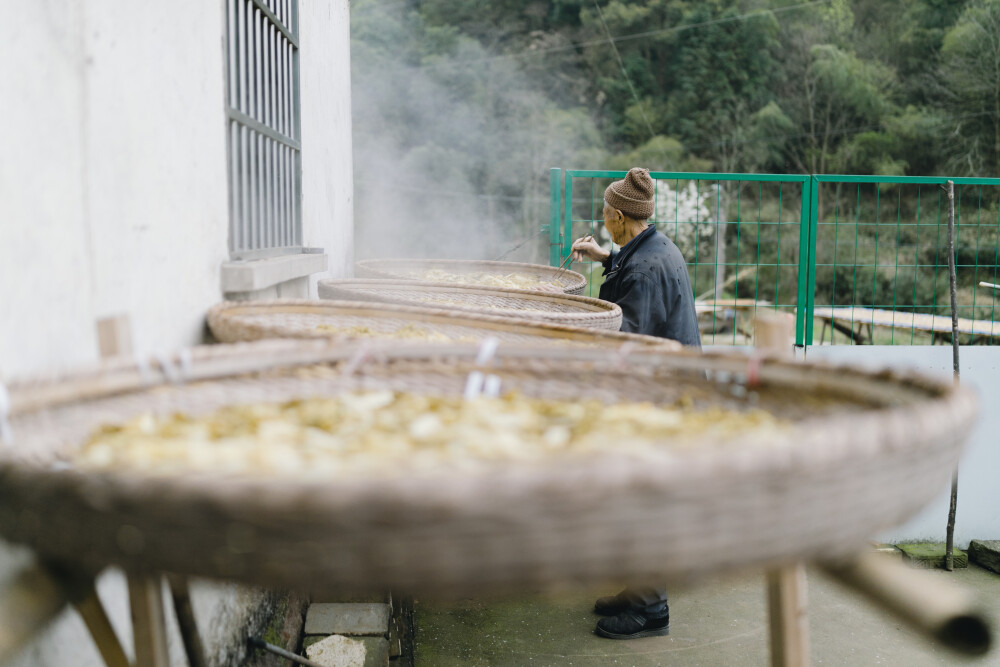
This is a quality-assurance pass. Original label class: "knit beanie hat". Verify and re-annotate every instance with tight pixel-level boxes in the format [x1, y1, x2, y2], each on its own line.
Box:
[604, 167, 655, 220]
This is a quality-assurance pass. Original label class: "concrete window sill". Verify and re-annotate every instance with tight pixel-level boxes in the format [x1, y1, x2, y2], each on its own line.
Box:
[220, 252, 328, 293]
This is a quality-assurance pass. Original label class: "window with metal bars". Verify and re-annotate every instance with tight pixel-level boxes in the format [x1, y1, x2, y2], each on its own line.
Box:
[225, 0, 301, 259]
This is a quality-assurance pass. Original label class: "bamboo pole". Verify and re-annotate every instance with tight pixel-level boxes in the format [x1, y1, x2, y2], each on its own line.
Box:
[821, 554, 990, 656]
[945, 180, 960, 572]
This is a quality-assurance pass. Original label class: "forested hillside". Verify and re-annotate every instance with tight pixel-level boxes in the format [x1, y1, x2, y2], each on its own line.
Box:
[350, 0, 1000, 314]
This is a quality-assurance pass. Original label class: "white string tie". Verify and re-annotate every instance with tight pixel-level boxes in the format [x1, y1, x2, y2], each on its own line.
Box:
[341, 343, 372, 377]
[153, 351, 182, 384]
[614, 342, 637, 369]
[133, 352, 154, 386]
[0, 383, 13, 447]
[176, 347, 193, 380]
[465, 337, 502, 399]
[463, 371, 486, 400]
[475, 337, 500, 366]
[482, 373, 502, 398]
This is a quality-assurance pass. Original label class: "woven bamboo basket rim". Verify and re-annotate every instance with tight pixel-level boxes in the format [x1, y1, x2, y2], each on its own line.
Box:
[206, 299, 670, 348]
[354, 258, 588, 294]
[317, 278, 622, 330]
[0, 338, 977, 595]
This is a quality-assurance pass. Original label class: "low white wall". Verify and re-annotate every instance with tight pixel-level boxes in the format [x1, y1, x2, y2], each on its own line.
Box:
[803, 345, 1000, 547]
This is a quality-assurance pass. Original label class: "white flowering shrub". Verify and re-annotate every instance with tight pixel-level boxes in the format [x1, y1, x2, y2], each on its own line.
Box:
[652, 180, 717, 257]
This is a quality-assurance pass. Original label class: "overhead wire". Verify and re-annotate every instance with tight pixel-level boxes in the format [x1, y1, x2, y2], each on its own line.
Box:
[592, 0, 657, 140]
[402, 0, 834, 72]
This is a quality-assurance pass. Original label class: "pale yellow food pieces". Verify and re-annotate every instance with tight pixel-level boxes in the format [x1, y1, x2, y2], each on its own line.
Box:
[74, 391, 786, 478]
[314, 322, 456, 341]
[413, 269, 562, 290]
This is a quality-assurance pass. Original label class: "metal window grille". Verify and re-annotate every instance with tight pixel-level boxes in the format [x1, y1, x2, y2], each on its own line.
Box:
[225, 0, 301, 259]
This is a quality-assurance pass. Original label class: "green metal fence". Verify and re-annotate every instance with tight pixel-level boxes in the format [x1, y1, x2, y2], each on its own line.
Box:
[549, 169, 1000, 346]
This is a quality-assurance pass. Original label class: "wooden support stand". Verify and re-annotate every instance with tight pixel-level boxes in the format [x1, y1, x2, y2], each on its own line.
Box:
[168, 574, 208, 667]
[73, 580, 131, 667]
[755, 312, 811, 667]
[0, 561, 131, 667]
[128, 575, 170, 667]
[767, 565, 810, 667]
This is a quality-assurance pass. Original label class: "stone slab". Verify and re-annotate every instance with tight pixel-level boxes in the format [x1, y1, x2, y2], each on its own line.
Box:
[870, 542, 902, 559]
[305, 634, 366, 667]
[897, 542, 968, 569]
[304, 636, 389, 667]
[305, 602, 391, 636]
[968, 540, 1000, 574]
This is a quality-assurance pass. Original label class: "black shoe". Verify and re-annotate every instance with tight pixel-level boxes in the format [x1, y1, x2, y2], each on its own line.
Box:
[593, 590, 630, 616]
[595, 610, 670, 640]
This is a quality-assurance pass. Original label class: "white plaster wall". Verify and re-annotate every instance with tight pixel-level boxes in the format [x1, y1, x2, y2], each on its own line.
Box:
[0, 1, 229, 378]
[803, 346, 1000, 548]
[0, 3, 97, 374]
[300, 0, 354, 287]
[0, 1, 354, 665]
[82, 2, 231, 356]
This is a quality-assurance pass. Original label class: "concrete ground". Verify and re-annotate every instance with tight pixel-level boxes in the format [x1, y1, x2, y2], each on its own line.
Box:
[414, 565, 1000, 666]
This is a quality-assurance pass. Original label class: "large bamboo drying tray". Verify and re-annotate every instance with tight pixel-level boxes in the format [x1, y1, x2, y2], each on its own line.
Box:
[0, 339, 977, 598]
[354, 258, 588, 295]
[207, 299, 671, 349]
[317, 279, 622, 331]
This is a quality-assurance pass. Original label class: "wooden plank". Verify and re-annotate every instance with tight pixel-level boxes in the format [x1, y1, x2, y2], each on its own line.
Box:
[96, 315, 133, 359]
[128, 575, 170, 667]
[813, 306, 1000, 338]
[73, 580, 131, 667]
[767, 565, 810, 667]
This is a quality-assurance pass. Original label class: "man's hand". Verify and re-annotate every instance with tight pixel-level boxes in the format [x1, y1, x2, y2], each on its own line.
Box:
[571, 235, 610, 263]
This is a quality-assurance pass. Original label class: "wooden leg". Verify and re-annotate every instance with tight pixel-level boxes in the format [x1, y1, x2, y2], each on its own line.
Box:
[128, 575, 170, 667]
[0, 563, 133, 667]
[167, 574, 207, 667]
[72, 579, 131, 667]
[0, 563, 70, 661]
[767, 563, 810, 667]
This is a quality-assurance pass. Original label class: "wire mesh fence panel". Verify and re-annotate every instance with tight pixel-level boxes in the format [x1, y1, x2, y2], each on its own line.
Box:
[555, 171, 809, 345]
[810, 177, 1000, 346]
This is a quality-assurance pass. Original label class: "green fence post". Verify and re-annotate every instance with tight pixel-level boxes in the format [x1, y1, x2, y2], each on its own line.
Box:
[795, 179, 813, 346]
[549, 168, 561, 267]
[563, 172, 575, 264]
[806, 175, 819, 345]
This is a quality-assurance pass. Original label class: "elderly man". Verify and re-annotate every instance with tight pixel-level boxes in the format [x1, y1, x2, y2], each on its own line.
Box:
[570, 167, 701, 639]
[572, 167, 700, 346]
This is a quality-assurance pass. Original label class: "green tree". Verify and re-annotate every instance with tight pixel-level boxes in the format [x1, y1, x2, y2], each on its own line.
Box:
[778, 43, 897, 174]
[936, 0, 1000, 175]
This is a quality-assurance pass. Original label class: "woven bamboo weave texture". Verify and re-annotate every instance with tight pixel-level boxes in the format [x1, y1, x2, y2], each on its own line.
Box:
[207, 300, 667, 348]
[317, 279, 622, 331]
[354, 258, 588, 295]
[0, 340, 977, 598]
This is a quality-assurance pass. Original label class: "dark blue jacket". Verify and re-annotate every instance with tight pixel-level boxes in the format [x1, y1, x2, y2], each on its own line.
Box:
[599, 226, 702, 348]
